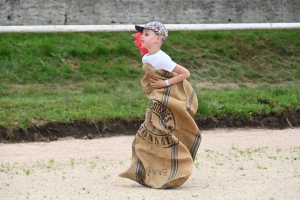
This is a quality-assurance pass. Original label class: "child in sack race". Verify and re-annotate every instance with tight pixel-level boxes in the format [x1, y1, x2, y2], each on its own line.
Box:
[119, 21, 202, 189]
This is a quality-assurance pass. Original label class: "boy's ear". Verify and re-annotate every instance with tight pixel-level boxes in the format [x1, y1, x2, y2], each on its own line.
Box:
[156, 36, 163, 43]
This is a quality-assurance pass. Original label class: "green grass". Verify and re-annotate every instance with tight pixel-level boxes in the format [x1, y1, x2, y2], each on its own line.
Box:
[1, 30, 299, 86]
[0, 30, 300, 129]
[0, 87, 299, 129]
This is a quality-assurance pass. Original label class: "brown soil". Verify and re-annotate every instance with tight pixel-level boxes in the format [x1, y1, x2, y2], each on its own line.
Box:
[0, 110, 299, 143]
[1, 128, 299, 199]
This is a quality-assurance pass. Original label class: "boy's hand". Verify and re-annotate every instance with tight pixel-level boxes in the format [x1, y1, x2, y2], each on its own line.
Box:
[149, 77, 167, 89]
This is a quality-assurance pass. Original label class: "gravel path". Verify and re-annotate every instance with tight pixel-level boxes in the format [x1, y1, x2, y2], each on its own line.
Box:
[1, 128, 299, 200]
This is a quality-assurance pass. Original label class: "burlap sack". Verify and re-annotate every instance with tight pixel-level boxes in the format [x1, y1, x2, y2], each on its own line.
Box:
[119, 63, 202, 189]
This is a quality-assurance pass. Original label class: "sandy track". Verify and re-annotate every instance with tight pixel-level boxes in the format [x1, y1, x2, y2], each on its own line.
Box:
[1, 128, 299, 200]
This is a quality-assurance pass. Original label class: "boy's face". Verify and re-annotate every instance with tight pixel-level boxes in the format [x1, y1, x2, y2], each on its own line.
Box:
[141, 28, 162, 49]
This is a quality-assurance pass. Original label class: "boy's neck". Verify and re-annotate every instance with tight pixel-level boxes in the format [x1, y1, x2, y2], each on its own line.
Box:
[147, 46, 161, 55]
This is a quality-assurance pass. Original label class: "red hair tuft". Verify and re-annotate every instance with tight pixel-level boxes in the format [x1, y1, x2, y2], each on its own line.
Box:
[132, 32, 148, 56]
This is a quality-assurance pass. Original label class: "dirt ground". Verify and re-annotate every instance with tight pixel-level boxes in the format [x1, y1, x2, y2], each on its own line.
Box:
[1, 110, 300, 143]
[0, 128, 299, 200]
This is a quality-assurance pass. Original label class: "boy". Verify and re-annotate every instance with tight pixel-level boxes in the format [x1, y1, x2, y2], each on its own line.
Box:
[135, 21, 191, 89]
[119, 21, 201, 189]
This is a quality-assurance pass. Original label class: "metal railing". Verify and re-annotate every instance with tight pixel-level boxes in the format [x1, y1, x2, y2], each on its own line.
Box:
[0, 23, 300, 33]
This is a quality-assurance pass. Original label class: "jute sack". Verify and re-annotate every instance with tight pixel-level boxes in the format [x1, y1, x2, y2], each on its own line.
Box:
[119, 63, 202, 189]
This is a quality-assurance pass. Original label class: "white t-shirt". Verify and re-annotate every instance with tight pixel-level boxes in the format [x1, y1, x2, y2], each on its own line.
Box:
[142, 50, 177, 72]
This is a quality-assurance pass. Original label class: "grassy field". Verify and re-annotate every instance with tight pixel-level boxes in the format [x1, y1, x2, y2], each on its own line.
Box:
[0, 30, 300, 129]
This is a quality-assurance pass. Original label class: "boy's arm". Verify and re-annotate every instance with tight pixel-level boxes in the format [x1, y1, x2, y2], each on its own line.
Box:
[168, 64, 190, 85]
[149, 64, 190, 88]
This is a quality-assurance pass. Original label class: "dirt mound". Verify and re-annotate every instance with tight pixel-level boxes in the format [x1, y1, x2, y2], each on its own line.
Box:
[0, 110, 299, 143]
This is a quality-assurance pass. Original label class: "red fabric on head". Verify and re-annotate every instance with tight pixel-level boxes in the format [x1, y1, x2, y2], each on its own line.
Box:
[132, 32, 148, 56]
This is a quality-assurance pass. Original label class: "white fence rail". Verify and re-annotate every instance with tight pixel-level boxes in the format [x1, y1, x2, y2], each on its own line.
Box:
[0, 23, 300, 33]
